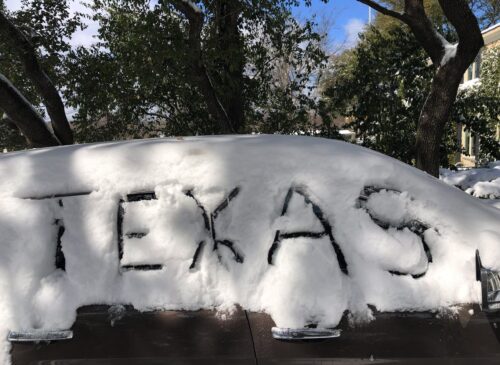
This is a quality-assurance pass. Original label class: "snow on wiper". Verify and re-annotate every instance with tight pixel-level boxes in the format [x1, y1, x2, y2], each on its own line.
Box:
[7, 330, 73, 342]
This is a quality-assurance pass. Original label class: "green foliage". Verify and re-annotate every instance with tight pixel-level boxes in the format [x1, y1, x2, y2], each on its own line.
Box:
[0, 122, 26, 152]
[452, 47, 500, 160]
[64, 1, 199, 140]
[63, 0, 327, 141]
[321, 26, 434, 164]
[479, 46, 500, 98]
[321, 21, 499, 167]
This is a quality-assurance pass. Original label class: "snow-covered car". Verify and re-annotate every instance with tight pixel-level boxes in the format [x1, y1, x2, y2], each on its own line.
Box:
[1, 135, 500, 364]
[441, 161, 500, 210]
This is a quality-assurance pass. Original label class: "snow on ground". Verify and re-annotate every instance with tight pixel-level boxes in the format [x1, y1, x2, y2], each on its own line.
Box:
[441, 161, 500, 209]
[0, 135, 499, 364]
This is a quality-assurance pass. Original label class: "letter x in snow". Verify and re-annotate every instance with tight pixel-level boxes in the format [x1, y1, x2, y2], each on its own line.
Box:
[185, 187, 244, 270]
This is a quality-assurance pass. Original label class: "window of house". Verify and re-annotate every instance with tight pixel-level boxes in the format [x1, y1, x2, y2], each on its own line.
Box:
[474, 51, 481, 79]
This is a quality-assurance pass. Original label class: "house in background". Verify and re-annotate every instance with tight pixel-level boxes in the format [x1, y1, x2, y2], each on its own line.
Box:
[455, 22, 500, 167]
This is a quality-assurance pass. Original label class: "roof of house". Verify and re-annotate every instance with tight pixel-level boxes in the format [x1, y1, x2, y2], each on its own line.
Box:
[482, 22, 500, 46]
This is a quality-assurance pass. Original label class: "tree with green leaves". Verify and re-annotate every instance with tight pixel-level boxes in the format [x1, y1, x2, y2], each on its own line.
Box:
[321, 15, 498, 167]
[357, 0, 484, 177]
[63, 0, 326, 142]
[321, 26, 435, 164]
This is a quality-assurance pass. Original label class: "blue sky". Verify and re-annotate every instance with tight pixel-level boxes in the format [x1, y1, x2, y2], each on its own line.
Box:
[292, 0, 371, 50]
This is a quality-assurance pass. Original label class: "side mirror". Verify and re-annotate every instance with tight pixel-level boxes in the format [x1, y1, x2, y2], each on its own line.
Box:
[476, 250, 500, 312]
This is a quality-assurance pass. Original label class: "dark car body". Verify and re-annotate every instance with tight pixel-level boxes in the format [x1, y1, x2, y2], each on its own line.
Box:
[11, 304, 500, 365]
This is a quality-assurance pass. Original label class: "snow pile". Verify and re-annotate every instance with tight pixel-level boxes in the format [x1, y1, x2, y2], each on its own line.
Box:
[441, 161, 500, 209]
[0, 135, 500, 364]
[458, 78, 481, 92]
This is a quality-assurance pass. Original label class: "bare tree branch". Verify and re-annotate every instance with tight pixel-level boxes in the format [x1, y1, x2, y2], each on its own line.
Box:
[403, 1, 446, 65]
[169, 0, 235, 133]
[0, 73, 59, 147]
[356, 0, 406, 21]
[357, 0, 445, 65]
[0, 10, 73, 144]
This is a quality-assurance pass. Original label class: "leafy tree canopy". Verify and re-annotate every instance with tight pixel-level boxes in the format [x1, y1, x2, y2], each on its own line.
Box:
[321, 1, 498, 167]
[63, 0, 328, 142]
[321, 25, 434, 164]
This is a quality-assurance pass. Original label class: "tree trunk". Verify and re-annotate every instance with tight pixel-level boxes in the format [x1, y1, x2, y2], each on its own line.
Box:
[0, 74, 59, 147]
[415, 63, 463, 176]
[0, 10, 73, 145]
[170, 0, 235, 134]
[214, 0, 245, 133]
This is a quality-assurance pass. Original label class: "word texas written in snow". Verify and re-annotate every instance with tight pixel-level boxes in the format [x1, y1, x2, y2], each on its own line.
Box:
[30, 185, 433, 278]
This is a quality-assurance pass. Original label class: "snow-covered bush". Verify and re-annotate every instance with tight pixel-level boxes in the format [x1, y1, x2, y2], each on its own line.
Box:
[441, 161, 500, 209]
